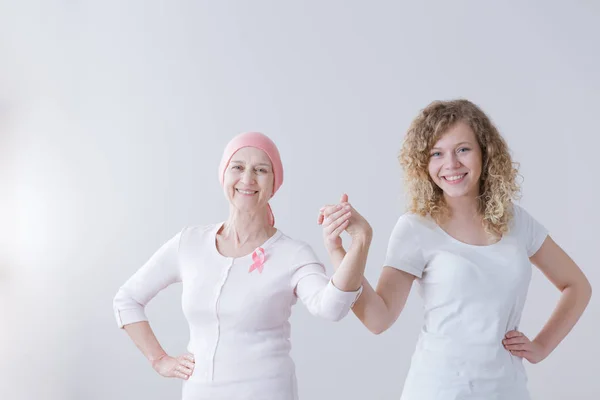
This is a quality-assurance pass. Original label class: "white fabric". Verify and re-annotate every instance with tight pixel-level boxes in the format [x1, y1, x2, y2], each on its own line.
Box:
[113, 222, 361, 400]
[384, 204, 548, 400]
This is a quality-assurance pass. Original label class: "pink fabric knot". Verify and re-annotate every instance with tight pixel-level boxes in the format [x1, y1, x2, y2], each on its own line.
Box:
[249, 247, 266, 274]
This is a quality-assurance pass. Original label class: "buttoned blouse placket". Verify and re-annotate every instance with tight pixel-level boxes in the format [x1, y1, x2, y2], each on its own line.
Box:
[208, 256, 235, 381]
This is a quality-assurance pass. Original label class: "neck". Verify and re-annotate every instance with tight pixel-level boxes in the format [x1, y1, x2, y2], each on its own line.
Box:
[222, 206, 274, 247]
[444, 193, 481, 221]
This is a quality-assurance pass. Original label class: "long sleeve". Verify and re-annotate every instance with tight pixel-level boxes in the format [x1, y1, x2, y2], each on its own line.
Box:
[113, 230, 183, 328]
[291, 244, 362, 321]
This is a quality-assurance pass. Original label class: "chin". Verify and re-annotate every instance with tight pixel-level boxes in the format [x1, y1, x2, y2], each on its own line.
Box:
[232, 199, 264, 213]
[442, 185, 478, 199]
[443, 191, 469, 198]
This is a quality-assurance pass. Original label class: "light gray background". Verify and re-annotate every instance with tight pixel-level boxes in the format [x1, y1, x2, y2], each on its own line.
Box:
[1, 1, 598, 399]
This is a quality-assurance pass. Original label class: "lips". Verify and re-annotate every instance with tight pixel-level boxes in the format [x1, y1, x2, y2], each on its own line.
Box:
[442, 173, 467, 184]
[236, 188, 258, 195]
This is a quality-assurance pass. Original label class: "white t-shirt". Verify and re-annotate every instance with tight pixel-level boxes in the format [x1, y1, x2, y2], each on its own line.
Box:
[113, 222, 361, 400]
[384, 204, 548, 400]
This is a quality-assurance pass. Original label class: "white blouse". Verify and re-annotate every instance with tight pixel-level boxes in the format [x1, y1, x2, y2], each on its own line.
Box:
[113, 222, 362, 400]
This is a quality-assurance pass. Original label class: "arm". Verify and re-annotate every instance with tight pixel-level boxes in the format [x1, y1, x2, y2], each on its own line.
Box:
[123, 321, 195, 379]
[292, 238, 367, 322]
[291, 199, 373, 321]
[318, 201, 372, 291]
[504, 236, 592, 363]
[113, 231, 194, 379]
[327, 244, 415, 334]
[319, 197, 417, 334]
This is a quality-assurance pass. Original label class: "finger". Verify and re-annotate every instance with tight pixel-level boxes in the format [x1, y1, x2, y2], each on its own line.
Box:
[509, 350, 527, 358]
[504, 343, 530, 351]
[324, 208, 352, 228]
[174, 370, 189, 380]
[330, 219, 350, 238]
[180, 360, 195, 370]
[319, 204, 335, 212]
[324, 216, 351, 238]
[324, 205, 352, 224]
[317, 213, 324, 225]
[340, 193, 348, 203]
[505, 330, 523, 339]
[502, 337, 529, 345]
[322, 204, 344, 218]
[177, 364, 193, 376]
[183, 354, 195, 363]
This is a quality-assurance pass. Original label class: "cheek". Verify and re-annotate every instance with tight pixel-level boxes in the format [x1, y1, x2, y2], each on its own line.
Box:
[223, 172, 238, 191]
[427, 161, 440, 180]
[258, 176, 274, 195]
[465, 154, 483, 174]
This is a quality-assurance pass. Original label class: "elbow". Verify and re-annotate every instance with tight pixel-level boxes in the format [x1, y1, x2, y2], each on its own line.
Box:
[368, 324, 389, 335]
[112, 288, 147, 328]
[330, 314, 345, 323]
[582, 278, 592, 303]
[321, 309, 348, 322]
[365, 319, 391, 335]
[113, 288, 127, 313]
[570, 276, 593, 302]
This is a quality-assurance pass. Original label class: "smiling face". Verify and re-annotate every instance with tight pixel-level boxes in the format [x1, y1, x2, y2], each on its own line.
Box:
[427, 121, 483, 200]
[223, 146, 274, 213]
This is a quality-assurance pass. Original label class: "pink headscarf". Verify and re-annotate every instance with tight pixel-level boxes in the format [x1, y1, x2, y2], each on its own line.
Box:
[218, 132, 284, 226]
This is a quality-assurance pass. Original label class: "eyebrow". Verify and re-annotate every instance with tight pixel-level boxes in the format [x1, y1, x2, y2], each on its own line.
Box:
[430, 141, 473, 151]
[230, 160, 271, 167]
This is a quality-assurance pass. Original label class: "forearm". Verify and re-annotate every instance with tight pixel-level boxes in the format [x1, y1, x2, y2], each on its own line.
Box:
[534, 280, 592, 357]
[328, 247, 346, 271]
[123, 321, 168, 365]
[351, 279, 393, 334]
[330, 234, 371, 291]
[326, 238, 394, 332]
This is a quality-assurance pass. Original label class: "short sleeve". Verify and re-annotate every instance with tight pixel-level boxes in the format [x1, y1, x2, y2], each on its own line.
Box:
[383, 214, 426, 278]
[290, 243, 326, 289]
[113, 230, 183, 328]
[513, 204, 548, 257]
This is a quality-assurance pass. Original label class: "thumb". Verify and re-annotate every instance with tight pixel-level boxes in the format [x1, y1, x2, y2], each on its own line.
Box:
[340, 193, 349, 203]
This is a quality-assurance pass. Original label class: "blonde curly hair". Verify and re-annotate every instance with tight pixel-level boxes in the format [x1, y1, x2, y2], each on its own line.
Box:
[399, 99, 521, 237]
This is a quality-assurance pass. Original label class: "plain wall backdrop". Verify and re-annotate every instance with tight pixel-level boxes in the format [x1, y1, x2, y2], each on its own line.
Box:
[1, 1, 598, 399]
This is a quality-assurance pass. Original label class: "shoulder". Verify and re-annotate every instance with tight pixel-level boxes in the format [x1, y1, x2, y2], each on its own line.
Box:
[179, 223, 220, 245]
[392, 212, 438, 235]
[508, 203, 537, 230]
[273, 231, 313, 254]
[271, 231, 322, 266]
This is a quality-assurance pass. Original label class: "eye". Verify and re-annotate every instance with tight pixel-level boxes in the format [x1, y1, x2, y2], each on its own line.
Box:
[257, 168, 268, 173]
[430, 151, 441, 157]
[458, 147, 470, 153]
[232, 165, 243, 170]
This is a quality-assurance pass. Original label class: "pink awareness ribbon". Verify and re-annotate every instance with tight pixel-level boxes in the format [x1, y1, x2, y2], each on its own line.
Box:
[248, 247, 266, 274]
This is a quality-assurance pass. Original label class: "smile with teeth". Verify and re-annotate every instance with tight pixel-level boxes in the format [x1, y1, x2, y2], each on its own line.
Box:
[236, 188, 258, 195]
[443, 173, 467, 183]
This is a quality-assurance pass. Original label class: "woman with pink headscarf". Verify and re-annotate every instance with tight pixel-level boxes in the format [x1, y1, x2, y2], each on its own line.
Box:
[113, 132, 370, 400]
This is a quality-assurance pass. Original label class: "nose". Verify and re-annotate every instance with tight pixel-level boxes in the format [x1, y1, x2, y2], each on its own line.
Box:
[444, 152, 461, 169]
[240, 168, 256, 185]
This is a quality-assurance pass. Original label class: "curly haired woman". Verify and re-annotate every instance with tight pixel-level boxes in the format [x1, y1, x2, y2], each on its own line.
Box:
[318, 99, 592, 399]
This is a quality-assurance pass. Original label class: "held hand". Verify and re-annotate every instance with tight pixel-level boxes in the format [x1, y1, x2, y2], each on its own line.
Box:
[151, 353, 196, 380]
[503, 331, 548, 364]
[318, 194, 372, 248]
[319, 199, 352, 253]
